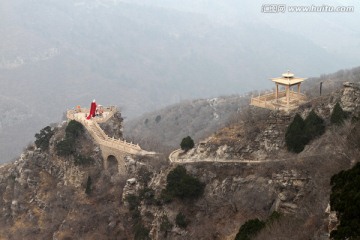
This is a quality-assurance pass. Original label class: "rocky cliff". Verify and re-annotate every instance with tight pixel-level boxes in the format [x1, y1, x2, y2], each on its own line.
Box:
[0, 83, 359, 239]
[0, 112, 155, 239]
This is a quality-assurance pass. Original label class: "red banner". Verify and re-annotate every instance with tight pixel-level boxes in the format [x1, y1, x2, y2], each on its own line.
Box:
[86, 100, 97, 119]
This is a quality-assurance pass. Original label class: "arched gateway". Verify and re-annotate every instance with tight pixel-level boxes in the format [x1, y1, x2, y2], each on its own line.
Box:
[106, 155, 119, 174]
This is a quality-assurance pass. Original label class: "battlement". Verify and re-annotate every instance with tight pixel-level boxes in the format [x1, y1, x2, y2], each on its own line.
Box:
[67, 105, 117, 123]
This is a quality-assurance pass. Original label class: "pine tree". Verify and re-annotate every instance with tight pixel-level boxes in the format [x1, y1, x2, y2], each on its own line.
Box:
[304, 110, 325, 140]
[175, 212, 188, 229]
[164, 165, 205, 200]
[35, 126, 54, 151]
[331, 102, 346, 125]
[285, 114, 307, 153]
[235, 218, 266, 240]
[330, 163, 360, 239]
[180, 136, 195, 151]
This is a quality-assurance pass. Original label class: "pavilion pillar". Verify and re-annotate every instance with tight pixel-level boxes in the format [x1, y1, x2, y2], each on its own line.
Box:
[275, 84, 279, 99]
[286, 85, 290, 106]
[298, 83, 301, 93]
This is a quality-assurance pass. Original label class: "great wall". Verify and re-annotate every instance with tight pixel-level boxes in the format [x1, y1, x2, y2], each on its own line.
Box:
[67, 106, 155, 173]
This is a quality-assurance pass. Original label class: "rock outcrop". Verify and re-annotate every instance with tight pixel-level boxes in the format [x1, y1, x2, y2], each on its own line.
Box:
[0, 114, 136, 239]
[99, 111, 124, 139]
[341, 81, 360, 113]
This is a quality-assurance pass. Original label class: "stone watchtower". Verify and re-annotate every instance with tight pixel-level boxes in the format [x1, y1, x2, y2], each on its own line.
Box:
[250, 71, 308, 111]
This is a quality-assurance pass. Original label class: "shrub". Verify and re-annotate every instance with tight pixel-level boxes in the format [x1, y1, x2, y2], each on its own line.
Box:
[175, 212, 188, 229]
[180, 136, 195, 151]
[131, 209, 141, 222]
[235, 219, 266, 240]
[126, 194, 140, 211]
[155, 115, 161, 123]
[164, 165, 205, 200]
[74, 154, 94, 166]
[65, 120, 84, 138]
[56, 137, 75, 156]
[56, 120, 84, 156]
[139, 187, 155, 205]
[85, 176, 92, 195]
[285, 114, 307, 153]
[304, 110, 325, 140]
[331, 102, 346, 125]
[348, 121, 360, 149]
[137, 167, 152, 186]
[124, 190, 152, 240]
[160, 215, 173, 234]
[134, 223, 150, 240]
[160, 190, 173, 204]
[35, 126, 54, 151]
[330, 162, 360, 239]
[266, 211, 281, 224]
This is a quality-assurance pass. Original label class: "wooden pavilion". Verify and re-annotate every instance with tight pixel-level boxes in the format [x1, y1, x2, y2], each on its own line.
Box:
[250, 71, 307, 111]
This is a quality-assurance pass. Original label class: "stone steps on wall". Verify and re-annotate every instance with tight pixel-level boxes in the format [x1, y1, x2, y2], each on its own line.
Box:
[67, 110, 149, 156]
[88, 122, 106, 140]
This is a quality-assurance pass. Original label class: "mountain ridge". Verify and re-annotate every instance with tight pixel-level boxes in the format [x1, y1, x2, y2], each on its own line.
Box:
[1, 0, 360, 161]
[0, 80, 359, 239]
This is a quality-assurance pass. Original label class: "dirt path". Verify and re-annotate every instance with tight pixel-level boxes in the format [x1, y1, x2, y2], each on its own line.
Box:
[169, 149, 287, 164]
[168, 148, 332, 164]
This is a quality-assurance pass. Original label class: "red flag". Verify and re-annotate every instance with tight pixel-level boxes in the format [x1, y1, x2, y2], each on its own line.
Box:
[86, 99, 97, 120]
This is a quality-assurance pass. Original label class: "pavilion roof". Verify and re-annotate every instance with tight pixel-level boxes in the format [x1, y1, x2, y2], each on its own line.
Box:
[271, 77, 306, 86]
[271, 71, 306, 86]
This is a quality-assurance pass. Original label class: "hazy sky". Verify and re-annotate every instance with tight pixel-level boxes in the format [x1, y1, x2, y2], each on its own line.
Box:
[0, 0, 359, 162]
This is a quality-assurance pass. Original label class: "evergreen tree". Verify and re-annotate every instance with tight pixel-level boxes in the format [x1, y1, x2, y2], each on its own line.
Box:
[180, 136, 195, 151]
[65, 120, 84, 138]
[330, 163, 360, 239]
[56, 120, 84, 156]
[164, 165, 205, 200]
[331, 102, 346, 125]
[304, 110, 325, 140]
[56, 138, 75, 156]
[35, 126, 54, 151]
[235, 219, 266, 240]
[160, 215, 173, 235]
[175, 212, 189, 229]
[285, 114, 307, 153]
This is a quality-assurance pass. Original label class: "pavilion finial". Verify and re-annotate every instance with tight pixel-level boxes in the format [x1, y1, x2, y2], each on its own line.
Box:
[282, 70, 294, 78]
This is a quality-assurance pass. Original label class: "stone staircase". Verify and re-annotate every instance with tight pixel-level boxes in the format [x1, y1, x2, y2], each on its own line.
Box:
[67, 107, 151, 156]
[88, 121, 107, 140]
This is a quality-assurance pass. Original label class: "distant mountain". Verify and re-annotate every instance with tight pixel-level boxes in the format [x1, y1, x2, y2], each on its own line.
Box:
[1, 0, 360, 161]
